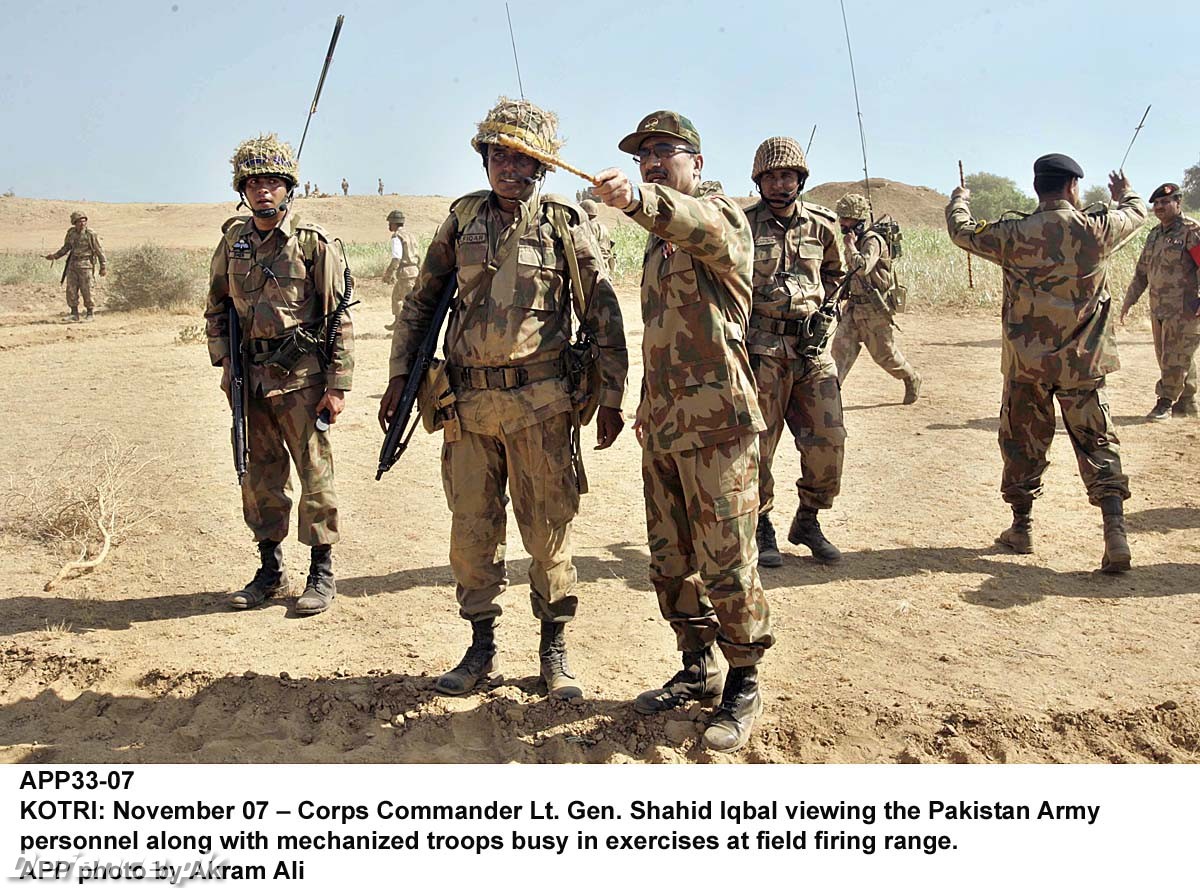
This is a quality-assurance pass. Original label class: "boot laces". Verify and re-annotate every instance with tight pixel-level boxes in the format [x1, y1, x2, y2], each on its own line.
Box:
[757, 520, 778, 550]
[455, 639, 494, 674]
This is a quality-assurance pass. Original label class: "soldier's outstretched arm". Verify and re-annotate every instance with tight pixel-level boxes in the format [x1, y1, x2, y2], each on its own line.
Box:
[1120, 238, 1151, 323]
[593, 168, 749, 275]
[45, 232, 71, 261]
[945, 187, 1006, 265]
[1098, 173, 1148, 253]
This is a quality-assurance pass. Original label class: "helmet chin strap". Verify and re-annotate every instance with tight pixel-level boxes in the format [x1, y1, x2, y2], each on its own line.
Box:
[241, 184, 295, 220]
[758, 182, 799, 210]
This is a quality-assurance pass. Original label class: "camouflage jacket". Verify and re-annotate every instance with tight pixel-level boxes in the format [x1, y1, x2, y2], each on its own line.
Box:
[626, 181, 765, 453]
[388, 229, 421, 280]
[1124, 215, 1200, 318]
[843, 229, 893, 301]
[50, 227, 105, 270]
[587, 218, 616, 275]
[946, 190, 1148, 386]
[745, 199, 844, 358]
[389, 189, 627, 435]
[205, 212, 354, 398]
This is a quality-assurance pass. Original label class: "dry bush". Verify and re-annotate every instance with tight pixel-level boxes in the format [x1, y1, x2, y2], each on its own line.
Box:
[106, 244, 203, 312]
[3, 432, 162, 590]
[176, 323, 206, 344]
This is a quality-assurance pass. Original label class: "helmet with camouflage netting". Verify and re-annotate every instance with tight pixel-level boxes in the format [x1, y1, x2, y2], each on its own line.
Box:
[69, 210, 87, 223]
[836, 192, 871, 221]
[752, 137, 809, 184]
[579, 199, 599, 218]
[386, 210, 406, 225]
[471, 96, 563, 173]
[230, 133, 299, 193]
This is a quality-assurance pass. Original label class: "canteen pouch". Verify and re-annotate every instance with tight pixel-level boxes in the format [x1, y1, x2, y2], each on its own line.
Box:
[418, 358, 461, 442]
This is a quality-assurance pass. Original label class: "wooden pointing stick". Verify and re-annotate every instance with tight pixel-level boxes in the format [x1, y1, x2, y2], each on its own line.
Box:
[496, 133, 602, 186]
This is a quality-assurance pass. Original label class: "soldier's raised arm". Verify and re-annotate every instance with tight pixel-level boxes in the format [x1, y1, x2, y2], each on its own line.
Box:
[1094, 172, 1148, 252]
[945, 186, 1007, 265]
[621, 182, 750, 276]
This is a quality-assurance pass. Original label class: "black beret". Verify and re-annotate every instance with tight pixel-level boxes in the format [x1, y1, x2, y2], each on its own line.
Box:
[1033, 153, 1084, 179]
[1149, 183, 1181, 202]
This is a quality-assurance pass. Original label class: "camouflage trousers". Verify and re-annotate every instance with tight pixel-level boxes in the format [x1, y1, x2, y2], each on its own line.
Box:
[751, 352, 845, 513]
[999, 378, 1129, 508]
[242, 384, 339, 546]
[441, 410, 580, 623]
[832, 302, 916, 384]
[391, 272, 418, 320]
[642, 434, 774, 667]
[1151, 312, 1200, 403]
[64, 264, 94, 311]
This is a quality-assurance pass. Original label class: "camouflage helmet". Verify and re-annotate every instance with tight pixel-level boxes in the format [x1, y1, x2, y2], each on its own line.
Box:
[69, 210, 87, 224]
[471, 96, 563, 164]
[386, 210, 406, 225]
[230, 133, 299, 192]
[836, 192, 871, 221]
[579, 199, 599, 218]
[751, 137, 809, 183]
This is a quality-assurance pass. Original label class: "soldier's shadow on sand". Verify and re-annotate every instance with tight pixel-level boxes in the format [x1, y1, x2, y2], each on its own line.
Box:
[0, 671, 723, 764]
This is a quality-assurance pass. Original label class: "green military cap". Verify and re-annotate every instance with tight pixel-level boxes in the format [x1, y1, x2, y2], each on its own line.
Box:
[618, 111, 701, 155]
[1148, 183, 1181, 202]
[1033, 153, 1084, 179]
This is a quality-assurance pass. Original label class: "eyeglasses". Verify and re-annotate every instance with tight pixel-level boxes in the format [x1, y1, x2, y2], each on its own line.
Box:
[633, 144, 699, 163]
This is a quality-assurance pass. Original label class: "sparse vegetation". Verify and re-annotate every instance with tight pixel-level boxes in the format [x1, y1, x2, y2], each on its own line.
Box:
[0, 252, 57, 285]
[3, 431, 162, 591]
[106, 245, 206, 312]
[963, 171, 1036, 221]
[176, 323, 206, 344]
[342, 237, 430, 282]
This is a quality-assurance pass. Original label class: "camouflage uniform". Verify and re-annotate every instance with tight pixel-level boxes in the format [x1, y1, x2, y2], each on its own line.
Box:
[48, 216, 106, 314]
[580, 200, 616, 276]
[625, 179, 772, 667]
[206, 210, 353, 548]
[389, 160, 626, 630]
[831, 222, 918, 390]
[383, 213, 420, 320]
[946, 174, 1146, 517]
[745, 198, 846, 518]
[1122, 212, 1200, 411]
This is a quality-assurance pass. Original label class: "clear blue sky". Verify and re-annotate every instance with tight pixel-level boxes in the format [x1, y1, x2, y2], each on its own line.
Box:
[2, 0, 1194, 203]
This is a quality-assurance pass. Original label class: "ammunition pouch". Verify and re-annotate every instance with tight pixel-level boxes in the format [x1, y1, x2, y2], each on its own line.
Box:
[561, 335, 601, 425]
[889, 284, 908, 314]
[248, 326, 325, 373]
[418, 358, 461, 442]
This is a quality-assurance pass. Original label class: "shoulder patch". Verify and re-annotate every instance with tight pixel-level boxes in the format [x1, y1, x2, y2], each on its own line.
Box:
[804, 202, 837, 222]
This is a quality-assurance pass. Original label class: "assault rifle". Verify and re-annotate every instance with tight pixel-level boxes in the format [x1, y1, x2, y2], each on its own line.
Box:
[228, 304, 249, 485]
[376, 276, 458, 480]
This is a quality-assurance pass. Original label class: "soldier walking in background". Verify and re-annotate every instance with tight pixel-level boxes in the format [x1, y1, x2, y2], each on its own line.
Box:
[579, 199, 616, 276]
[1119, 182, 1200, 420]
[831, 192, 921, 403]
[378, 178, 384, 196]
[341, 177, 349, 196]
[382, 209, 420, 330]
[946, 154, 1146, 573]
[205, 134, 354, 615]
[304, 181, 312, 198]
[743, 137, 846, 567]
[45, 211, 106, 321]
[594, 111, 773, 753]
[379, 98, 627, 701]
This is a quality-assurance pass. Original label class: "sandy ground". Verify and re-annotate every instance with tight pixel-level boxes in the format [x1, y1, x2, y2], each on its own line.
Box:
[1, 260, 1196, 765]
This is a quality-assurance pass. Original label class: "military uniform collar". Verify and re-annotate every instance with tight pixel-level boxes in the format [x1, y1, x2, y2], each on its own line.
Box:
[488, 187, 540, 221]
[1158, 215, 1186, 234]
[1036, 199, 1075, 212]
[239, 208, 300, 241]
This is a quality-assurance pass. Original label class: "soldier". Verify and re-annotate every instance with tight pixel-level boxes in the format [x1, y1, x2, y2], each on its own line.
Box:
[378, 98, 628, 700]
[341, 177, 349, 197]
[382, 210, 420, 330]
[304, 181, 312, 198]
[830, 193, 921, 403]
[1119, 182, 1200, 420]
[946, 154, 1146, 573]
[579, 199, 616, 276]
[45, 211, 106, 321]
[205, 134, 354, 614]
[594, 111, 773, 753]
[744, 137, 846, 568]
[378, 178, 384, 196]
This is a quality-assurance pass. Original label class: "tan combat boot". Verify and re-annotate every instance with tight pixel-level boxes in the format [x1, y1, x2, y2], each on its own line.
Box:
[996, 506, 1033, 554]
[1100, 497, 1131, 574]
[902, 371, 922, 405]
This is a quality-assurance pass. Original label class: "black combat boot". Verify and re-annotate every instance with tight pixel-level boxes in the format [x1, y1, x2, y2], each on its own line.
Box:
[229, 540, 288, 609]
[539, 621, 582, 700]
[69, 308, 80, 322]
[902, 371, 922, 405]
[1173, 397, 1197, 418]
[1147, 398, 1172, 421]
[85, 308, 94, 321]
[702, 665, 763, 753]
[996, 505, 1033, 554]
[436, 618, 500, 695]
[634, 647, 722, 715]
[756, 514, 782, 569]
[295, 544, 336, 615]
[1099, 496, 1131, 574]
[787, 509, 842, 563]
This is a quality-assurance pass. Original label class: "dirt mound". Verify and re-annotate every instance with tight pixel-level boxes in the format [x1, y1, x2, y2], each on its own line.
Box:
[801, 178, 950, 228]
